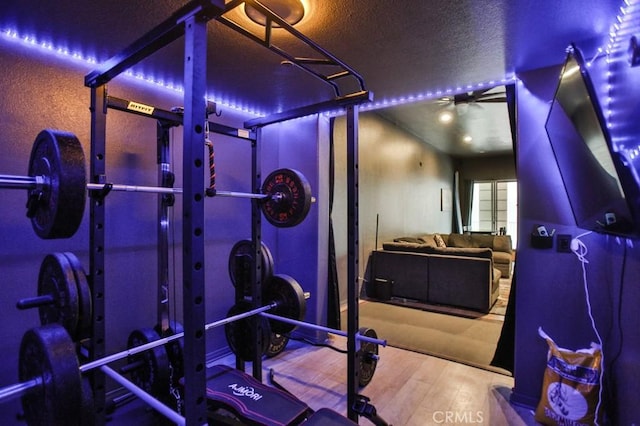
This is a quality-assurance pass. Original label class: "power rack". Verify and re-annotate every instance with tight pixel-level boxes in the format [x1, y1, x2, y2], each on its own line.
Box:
[83, 1, 372, 424]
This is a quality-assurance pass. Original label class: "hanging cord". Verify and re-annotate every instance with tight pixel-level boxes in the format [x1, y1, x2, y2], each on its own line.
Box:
[571, 231, 604, 425]
[204, 118, 216, 197]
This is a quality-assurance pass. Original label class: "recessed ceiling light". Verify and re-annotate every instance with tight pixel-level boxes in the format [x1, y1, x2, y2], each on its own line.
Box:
[463, 135, 473, 143]
[438, 111, 453, 123]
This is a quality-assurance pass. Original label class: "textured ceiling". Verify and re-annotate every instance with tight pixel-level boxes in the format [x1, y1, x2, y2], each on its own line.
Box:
[0, 0, 622, 155]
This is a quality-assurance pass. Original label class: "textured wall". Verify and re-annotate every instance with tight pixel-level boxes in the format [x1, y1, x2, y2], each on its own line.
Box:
[332, 112, 455, 304]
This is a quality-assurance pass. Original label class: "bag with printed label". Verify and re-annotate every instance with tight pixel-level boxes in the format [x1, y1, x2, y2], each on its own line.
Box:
[535, 327, 602, 426]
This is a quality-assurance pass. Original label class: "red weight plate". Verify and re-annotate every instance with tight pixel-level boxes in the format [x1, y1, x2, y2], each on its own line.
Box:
[261, 168, 312, 228]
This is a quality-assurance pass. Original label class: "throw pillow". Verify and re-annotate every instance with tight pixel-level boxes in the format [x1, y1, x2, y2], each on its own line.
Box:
[434, 234, 447, 248]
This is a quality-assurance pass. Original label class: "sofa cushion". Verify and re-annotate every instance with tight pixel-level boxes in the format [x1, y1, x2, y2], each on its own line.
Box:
[447, 233, 473, 248]
[393, 236, 426, 244]
[471, 234, 495, 249]
[492, 251, 512, 264]
[382, 242, 429, 253]
[415, 234, 439, 247]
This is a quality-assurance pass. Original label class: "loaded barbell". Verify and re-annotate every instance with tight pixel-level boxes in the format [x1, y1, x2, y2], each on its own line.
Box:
[225, 274, 383, 387]
[1, 294, 292, 425]
[1, 263, 386, 425]
[0, 129, 314, 239]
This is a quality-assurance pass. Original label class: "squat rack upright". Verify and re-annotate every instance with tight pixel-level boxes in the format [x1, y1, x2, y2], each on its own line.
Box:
[83, 1, 372, 425]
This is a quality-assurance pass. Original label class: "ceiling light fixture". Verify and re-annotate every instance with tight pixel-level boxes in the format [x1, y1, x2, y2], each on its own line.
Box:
[463, 135, 473, 143]
[245, 0, 305, 27]
[438, 110, 454, 123]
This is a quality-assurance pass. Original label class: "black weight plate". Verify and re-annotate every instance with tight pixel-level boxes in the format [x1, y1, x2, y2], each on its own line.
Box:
[261, 168, 312, 228]
[127, 328, 170, 397]
[63, 252, 92, 341]
[357, 327, 379, 387]
[19, 324, 82, 426]
[38, 253, 80, 340]
[27, 129, 86, 239]
[79, 376, 95, 425]
[263, 274, 306, 334]
[154, 321, 184, 389]
[227, 240, 274, 296]
[266, 333, 290, 358]
[224, 301, 270, 361]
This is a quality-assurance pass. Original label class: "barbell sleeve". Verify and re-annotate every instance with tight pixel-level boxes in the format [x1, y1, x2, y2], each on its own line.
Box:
[259, 312, 387, 347]
[101, 365, 185, 426]
[0, 377, 42, 404]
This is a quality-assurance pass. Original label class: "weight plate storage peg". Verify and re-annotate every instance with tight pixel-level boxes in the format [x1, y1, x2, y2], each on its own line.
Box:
[126, 328, 170, 398]
[263, 274, 307, 334]
[261, 168, 312, 228]
[228, 239, 274, 296]
[19, 324, 83, 426]
[27, 129, 86, 239]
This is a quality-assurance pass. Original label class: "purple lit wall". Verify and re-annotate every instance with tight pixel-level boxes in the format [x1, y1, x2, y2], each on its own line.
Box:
[512, 3, 640, 422]
[0, 32, 324, 423]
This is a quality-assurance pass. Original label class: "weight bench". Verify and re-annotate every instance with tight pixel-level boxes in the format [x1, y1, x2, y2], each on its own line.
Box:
[182, 364, 357, 425]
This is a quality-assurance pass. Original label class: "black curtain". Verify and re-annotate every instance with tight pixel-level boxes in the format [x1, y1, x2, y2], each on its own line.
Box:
[458, 177, 474, 231]
[491, 83, 518, 372]
[491, 270, 516, 373]
[326, 118, 341, 329]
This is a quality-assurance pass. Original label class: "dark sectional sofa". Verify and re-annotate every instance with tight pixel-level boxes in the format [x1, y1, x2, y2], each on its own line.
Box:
[368, 233, 513, 313]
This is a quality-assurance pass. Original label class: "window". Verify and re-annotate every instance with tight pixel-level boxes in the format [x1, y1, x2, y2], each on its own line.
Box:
[470, 180, 518, 247]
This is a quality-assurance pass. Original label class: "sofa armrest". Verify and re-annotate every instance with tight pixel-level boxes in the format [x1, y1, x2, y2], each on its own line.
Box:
[493, 235, 513, 254]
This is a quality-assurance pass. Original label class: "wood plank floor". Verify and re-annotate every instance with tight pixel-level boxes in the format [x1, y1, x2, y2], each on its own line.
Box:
[234, 336, 539, 426]
[63, 336, 540, 425]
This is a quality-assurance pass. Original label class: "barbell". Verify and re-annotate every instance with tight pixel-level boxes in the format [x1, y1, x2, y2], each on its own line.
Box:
[0, 129, 314, 239]
[225, 274, 383, 387]
[1, 286, 293, 424]
[1, 264, 386, 425]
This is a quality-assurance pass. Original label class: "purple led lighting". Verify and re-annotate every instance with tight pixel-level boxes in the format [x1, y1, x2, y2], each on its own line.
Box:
[326, 74, 517, 118]
[1, 27, 264, 118]
[604, 0, 640, 154]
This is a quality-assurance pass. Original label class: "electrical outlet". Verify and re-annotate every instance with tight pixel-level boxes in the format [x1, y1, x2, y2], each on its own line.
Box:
[557, 234, 572, 253]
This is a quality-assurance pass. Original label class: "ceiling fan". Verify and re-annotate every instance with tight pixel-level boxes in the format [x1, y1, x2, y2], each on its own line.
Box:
[453, 87, 507, 105]
[437, 86, 507, 107]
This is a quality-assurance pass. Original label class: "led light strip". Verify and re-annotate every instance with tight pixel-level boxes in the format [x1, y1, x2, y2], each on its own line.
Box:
[604, 0, 640, 147]
[1, 25, 518, 120]
[0, 27, 265, 117]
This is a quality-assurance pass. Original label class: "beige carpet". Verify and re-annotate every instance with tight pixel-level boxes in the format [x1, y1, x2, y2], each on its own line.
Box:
[344, 300, 510, 375]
